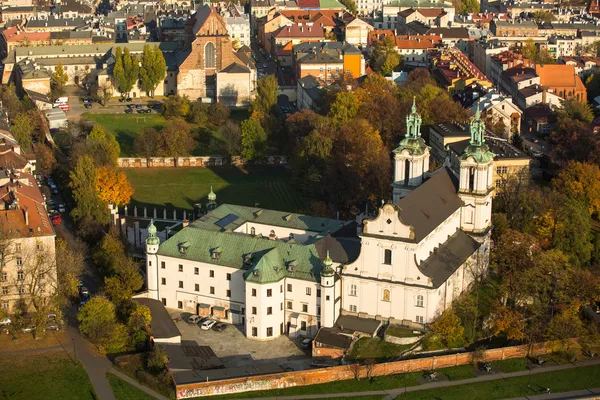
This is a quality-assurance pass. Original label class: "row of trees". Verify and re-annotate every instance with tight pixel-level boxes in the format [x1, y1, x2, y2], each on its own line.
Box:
[113, 46, 167, 98]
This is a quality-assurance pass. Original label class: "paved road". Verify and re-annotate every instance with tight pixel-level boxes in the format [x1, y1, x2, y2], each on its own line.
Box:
[246, 359, 600, 400]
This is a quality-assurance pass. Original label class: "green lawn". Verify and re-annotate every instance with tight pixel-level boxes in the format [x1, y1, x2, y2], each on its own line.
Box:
[491, 358, 528, 373]
[0, 352, 95, 400]
[125, 166, 303, 213]
[395, 364, 600, 399]
[107, 373, 155, 400]
[82, 113, 168, 157]
[439, 365, 476, 381]
[204, 372, 421, 399]
[347, 337, 413, 361]
[386, 326, 422, 338]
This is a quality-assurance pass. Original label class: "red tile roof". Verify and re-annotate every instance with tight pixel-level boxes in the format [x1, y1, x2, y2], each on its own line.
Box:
[273, 23, 325, 38]
[2, 26, 50, 43]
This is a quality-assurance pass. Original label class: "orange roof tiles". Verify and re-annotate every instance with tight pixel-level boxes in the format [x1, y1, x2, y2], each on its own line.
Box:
[2, 26, 50, 43]
[536, 64, 579, 88]
[395, 34, 441, 49]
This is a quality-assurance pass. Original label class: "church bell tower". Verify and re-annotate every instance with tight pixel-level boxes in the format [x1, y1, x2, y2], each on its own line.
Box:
[458, 107, 494, 235]
[392, 98, 431, 202]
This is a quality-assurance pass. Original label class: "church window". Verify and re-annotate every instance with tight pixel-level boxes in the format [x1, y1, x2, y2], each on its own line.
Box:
[350, 284, 357, 297]
[469, 167, 475, 192]
[404, 160, 410, 185]
[287, 301, 293, 309]
[161, 262, 165, 269]
[267, 307, 272, 315]
[382, 289, 391, 302]
[306, 287, 311, 296]
[250, 227, 255, 236]
[267, 327, 273, 337]
[416, 294, 424, 307]
[252, 327, 257, 336]
[205, 42, 216, 68]
[384, 249, 392, 265]
[161, 278, 166, 285]
[415, 315, 424, 323]
[267, 289, 272, 297]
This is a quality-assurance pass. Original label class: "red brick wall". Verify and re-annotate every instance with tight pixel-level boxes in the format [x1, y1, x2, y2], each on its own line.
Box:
[312, 347, 344, 359]
[175, 339, 578, 398]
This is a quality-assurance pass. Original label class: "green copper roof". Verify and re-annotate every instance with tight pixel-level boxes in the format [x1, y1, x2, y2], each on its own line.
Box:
[146, 219, 160, 246]
[192, 204, 350, 234]
[321, 250, 334, 276]
[393, 98, 429, 156]
[460, 107, 494, 164]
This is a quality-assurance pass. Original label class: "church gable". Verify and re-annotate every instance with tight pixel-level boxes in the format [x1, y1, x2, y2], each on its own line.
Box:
[193, 6, 229, 37]
[363, 203, 415, 241]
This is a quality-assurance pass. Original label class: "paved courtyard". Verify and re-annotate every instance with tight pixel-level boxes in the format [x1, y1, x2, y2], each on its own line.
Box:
[169, 310, 313, 371]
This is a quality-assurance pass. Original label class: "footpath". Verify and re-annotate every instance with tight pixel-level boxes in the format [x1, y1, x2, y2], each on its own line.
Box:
[248, 358, 600, 400]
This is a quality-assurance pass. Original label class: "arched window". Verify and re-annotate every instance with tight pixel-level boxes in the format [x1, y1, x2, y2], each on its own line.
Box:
[350, 284, 357, 296]
[382, 289, 391, 302]
[416, 294, 424, 307]
[384, 249, 392, 265]
[469, 167, 475, 192]
[250, 227, 255, 236]
[404, 160, 410, 185]
[205, 42, 216, 69]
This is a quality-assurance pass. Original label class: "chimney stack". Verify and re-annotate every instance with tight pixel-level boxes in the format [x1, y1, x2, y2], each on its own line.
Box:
[24, 206, 28, 226]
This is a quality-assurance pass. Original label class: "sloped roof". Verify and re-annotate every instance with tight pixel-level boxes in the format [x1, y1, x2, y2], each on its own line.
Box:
[536, 64, 583, 89]
[273, 23, 325, 38]
[395, 167, 462, 243]
[220, 62, 251, 73]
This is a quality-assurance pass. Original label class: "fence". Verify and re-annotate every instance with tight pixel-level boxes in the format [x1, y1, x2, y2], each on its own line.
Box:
[175, 339, 577, 398]
[117, 156, 288, 168]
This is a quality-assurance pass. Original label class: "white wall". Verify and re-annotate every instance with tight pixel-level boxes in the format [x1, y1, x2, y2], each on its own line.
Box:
[234, 222, 319, 243]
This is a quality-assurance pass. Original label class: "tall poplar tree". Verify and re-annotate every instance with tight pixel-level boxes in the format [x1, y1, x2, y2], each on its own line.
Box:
[112, 47, 127, 96]
[140, 45, 167, 97]
[122, 48, 139, 96]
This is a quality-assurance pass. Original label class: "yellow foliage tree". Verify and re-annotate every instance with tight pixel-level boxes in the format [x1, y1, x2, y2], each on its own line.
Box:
[96, 166, 134, 206]
[430, 308, 464, 347]
[489, 303, 526, 341]
[553, 161, 600, 218]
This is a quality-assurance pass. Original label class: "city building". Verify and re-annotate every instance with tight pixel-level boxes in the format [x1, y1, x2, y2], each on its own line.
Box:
[394, 34, 440, 67]
[536, 63, 587, 102]
[471, 90, 522, 139]
[490, 20, 539, 37]
[216, 2, 251, 48]
[343, 16, 373, 47]
[143, 103, 492, 341]
[429, 47, 492, 93]
[292, 41, 364, 82]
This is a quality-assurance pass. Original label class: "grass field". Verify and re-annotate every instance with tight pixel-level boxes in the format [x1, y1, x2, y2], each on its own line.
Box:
[395, 364, 600, 399]
[439, 365, 476, 381]
[83, 113, 168, 157]
[0, 352, 95, 400]
[491, 358, 528, 373]
[125, 166, 303, 213]
[347, 337, 413, 361]
[106, 373, 155, 400]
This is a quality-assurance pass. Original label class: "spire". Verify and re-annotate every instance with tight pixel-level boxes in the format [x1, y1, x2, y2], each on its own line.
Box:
[469, 105, 486, 147]
[460, 106, 494, 163]
[146, 219, 160, 246]
[405, 97, 422, 139]
[411, 96, 417, 114]
[322, 250, 334, 276]
[208, 186, 216, 202]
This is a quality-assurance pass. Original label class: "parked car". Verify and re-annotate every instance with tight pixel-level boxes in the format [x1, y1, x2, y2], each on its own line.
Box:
[200, 319, 216, 330]
[135, 104, 143, 109]
[79, 286, 89, 296]
[51, 187, 59, 195]
[0, 317, 11, 326]
[51, 214, 61, 226]
[301, 338, 312, 349]
[45, 321, 62, 331]
[126, 98, 132, 102]
[125, 108, 133, 114]
[46, 199, 55, 207]
[21, 324, 36, 333]
[212, 322, 227, 332]
[84, 103, 92, 109]
[58, 204, 66, 213]
[187, 315, 202, 324]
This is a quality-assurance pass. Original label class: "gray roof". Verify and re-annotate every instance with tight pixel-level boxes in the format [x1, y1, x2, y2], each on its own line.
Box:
[293, 41, 360, 55]
[26, 17, 87, 28]
[165, 343, 223, 371]
[171, 363, 284, 385]
[15, 41, 180, 59]
[493, 20, 538, 28]
[50, 30, 92, 40]
[312, 234, 360, 264]
[418, 230, 480, 288]
[385, 0, 453, 8]
[427, 27, 470, 39]
[428, 124, 470, 138]
[134, 298, 181, 340]
[314, 327, 353, 349]
[24, 89, 51, 103]
[335, 315, 381, 336]
[395, 167, 462, 243]
[449, 137, 529, 160]
[220, 62, 250, 73]
[298, 52, 343, 64]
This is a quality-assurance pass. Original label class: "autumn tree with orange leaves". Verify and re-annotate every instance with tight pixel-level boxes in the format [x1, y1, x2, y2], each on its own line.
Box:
[96, 166, 134, 206]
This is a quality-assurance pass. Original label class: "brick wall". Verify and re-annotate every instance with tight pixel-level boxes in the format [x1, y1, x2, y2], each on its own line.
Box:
[312, 346, 345, 359]
[175, 339, 578, 398]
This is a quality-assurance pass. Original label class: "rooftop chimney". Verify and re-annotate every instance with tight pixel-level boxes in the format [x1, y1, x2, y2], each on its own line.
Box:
[24, 206, 28, 226]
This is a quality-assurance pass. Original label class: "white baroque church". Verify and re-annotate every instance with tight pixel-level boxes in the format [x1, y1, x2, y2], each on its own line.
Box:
[144, 102, 493, 341]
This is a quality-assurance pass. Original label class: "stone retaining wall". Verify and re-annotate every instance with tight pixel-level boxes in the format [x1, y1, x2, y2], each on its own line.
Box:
[117, 155, 288, 168]
[175, 339, 576, 399]
[384, 333, 422, 345]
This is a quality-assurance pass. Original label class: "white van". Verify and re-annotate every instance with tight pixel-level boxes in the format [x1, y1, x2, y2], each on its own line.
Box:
[53, 97, 69, 107]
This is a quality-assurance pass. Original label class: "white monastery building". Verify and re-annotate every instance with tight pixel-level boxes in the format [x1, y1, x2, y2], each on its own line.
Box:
[144, 102, 493, 341]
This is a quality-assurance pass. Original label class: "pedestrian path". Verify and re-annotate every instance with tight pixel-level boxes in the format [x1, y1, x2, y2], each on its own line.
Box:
[248, 359, 600, 400]
[108, 368, 170, 400]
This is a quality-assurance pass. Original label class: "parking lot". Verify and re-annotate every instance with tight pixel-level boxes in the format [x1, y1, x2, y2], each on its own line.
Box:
[170, 311, 313, 371]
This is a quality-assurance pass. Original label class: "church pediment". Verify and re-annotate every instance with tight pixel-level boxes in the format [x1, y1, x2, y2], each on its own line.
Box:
[363, 203, 415, 241]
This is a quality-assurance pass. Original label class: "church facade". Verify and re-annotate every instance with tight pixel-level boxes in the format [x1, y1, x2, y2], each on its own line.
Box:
[144, 103, 493, 341]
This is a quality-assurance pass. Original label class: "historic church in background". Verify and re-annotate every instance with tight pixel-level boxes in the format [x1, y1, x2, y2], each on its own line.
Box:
[142, 103, 494, 341]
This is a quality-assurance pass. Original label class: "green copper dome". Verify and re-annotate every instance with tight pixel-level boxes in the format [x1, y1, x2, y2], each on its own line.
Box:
[208, 186, 216, 202]
[460, 106, 494, 164]
[321, 250, 334, 276]
[393, 98, 428, 156]
[146, 219, 160, 246]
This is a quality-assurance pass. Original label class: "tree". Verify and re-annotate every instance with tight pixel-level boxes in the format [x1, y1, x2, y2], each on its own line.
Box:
[339, 0, 357, 13]
[159, 118, 196, 158]
[430, 309, 465, 347]
[545, 303, 584, 340]
[97, 79, 114, 106]
[113, 47, 126, 96]
[96, 166, 134, 206]
[122, 48, 139, 96]
[51, 62, 68, 98]
[93, 228, 127, 276]
[139, 45, 167, 97]
[328, 91, 360, 123]
[87, 125, 121, 167]
[208, 102, 231, 126]
[187, 101, 209, 126]
[55, 238, 85, 305]
[557, 98, 594, 123]
[69, 155, 109, 224]
[0, 85, 23, 119]
[11, 113, 34, 152]
[218, 120, 242, 156]
[370, 36, 401, 76]
[489, 303, 526, 341]
[460, 0, 479, 13]
[553, 162, 600, 217]
[533, 11, 556, 23]
[78, 296, 128, 353]
[34, 144, 57, 176]
[133, 127, 160, 160]
[521, 39, 555, 64]
[241, 118, 267, 160]
[147, 344, 169, 372]
[104, 258, 143, 306]
[550, 119, 600, 165]
[251, 75, 279, 116]
[163, 95, 190, 119]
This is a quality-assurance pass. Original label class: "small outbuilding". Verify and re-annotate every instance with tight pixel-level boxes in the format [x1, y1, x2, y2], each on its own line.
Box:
[134, 297, 182, 344]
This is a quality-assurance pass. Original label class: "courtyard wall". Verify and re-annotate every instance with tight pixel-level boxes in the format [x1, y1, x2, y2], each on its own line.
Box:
[175, 339, 577, 398]
[117, 156, 288, 168]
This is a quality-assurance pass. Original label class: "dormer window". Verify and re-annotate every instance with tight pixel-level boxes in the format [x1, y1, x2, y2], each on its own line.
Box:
[250, 227, 256, 236]
[178, 241, 190, 254]
[211, 247, 222, 260]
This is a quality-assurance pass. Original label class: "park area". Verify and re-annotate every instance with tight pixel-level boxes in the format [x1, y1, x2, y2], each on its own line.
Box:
[125, 166, 303, 213]
[0, 352, 96, 400]
[82, 110, 249, 157]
